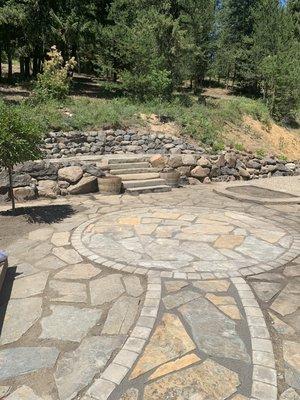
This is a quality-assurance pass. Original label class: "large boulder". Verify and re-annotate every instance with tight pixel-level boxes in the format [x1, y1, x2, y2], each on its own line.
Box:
[13, 186, 36, 201]
[182, 154, 197, 166]
[58, 166, 83, 184]
[150, 155, 166, 169]
[68, 176, 98, 195]
[38, 180, 60, 198]
[225, 153, 237, 168]
[168, 155, 183, 168]
[191, 166, 210, 178]
[197, 156, 211, 168]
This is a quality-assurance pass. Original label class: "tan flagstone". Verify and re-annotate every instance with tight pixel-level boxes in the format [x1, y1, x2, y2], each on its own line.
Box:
[214, 235, 245, 249]
[193, 280, 230, 292]
[143, 359, 240, 400]
[219, 305, 241, 320]
[164, 281, 189, 293]
[148, 353, 201, 381]
[118, 216, 141, 225]
[232, 395, 248, 400]
[51, 232, 70, 247]
[54, 263, 101, 280]
[154, 226, 177, 238]
[269, 311, 296, 335]
[130, 313, 195, 379]
[152, 212, 180, 219]
[196, 224, 234, 235]
[206, 293, 236, 306]
[135, 224, 157, 235]
[248, 228, 285, 243]
[206, 294, 241, 319]
[28, 228, 54, 241]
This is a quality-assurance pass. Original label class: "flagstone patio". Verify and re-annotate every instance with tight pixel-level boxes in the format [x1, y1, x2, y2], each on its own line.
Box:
[0, 182, 299, 400]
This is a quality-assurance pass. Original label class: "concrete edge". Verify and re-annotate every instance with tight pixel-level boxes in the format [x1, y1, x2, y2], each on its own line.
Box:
[213, 187, 300, 205]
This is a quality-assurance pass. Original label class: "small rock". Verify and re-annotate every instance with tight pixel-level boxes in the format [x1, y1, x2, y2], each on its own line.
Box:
[191, 166, 210, 178]
[197, 156, 212, 167]
[203, 177, 211, 184]
[58, 166, 83, 183]
[188, 177, 202, 185]
[68, 176, 98, 195]
[13, 186, 36, 201]
[38, 180, 60, 198]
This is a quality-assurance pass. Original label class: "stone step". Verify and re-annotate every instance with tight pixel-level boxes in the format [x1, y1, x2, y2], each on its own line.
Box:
[108, 162, 150, 170]
[108, 157, 149, 164]
[110, 167, 159, 175]
[118, 172, 160, 181]
[123, 178, 166, 189]
[126, 185, 171, 195]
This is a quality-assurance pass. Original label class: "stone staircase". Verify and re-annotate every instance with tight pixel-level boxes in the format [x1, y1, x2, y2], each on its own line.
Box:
[107, 157, 171, 194]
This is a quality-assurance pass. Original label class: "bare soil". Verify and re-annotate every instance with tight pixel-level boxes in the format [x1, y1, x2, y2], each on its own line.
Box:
[225, 116, 300, 160]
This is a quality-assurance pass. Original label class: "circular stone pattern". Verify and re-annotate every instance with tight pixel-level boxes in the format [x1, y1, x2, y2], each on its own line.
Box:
[80, 207, 293, 273]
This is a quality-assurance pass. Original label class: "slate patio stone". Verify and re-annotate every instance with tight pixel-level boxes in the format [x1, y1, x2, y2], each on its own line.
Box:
[49, 280, 87, 303]
[10, 271, 49, 299]
[0, 347, 59, 381]
[130, 313, 195, 379]
[179, 298, 250, 362]
[55, 336, 124, 400]
[102, 295, 139, 335]
[0, 297, 42, 345]
[39, 305, 102, 342]
[90, 274, 125, 305]
[162, 290, 201, 309]
[5, 386, 43, 400]
[54, 263, 101, 280]
[283, 341, 300, 389]
[250, 282, 282, 301]
[143, 359, 240, 400]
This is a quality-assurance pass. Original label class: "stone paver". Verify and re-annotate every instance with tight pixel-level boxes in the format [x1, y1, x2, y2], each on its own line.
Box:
[0, 179, 298, 399]
[0, 297, 42, 345]
[39, 305, 102, 342]
[0, 347, 59, 381]
[55, 336, 124, 400]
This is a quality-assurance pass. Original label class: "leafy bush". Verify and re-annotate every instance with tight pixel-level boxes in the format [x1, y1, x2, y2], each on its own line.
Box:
[34, 46, 76, 101]
[121, 69, 172, 100]
[0, 100, 43, 212]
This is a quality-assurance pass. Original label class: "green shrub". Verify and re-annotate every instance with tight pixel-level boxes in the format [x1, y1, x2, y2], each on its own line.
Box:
[121, 69, 172, 100]
[0, 100, 43, 212]
[34, 46, 76, 101]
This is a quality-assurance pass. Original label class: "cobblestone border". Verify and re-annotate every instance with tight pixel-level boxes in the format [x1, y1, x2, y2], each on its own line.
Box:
[231, 277, 277, 400]
[81, 276, 162, 400]
[214, 187, 300, 205]
[71, 206, 299, 279]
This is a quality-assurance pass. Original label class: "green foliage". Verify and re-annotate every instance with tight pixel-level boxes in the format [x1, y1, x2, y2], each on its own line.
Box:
[34, 46, 76, 100]
[0, 100, 43, 168]
[122, 69, 172, 100]
[256, 148, 266, 158]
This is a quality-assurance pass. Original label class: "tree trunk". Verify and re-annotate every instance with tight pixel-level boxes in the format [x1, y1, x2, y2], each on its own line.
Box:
[8, 166, 16, 215]
[7, 50, 13, 81]
[20, 57, 25, 78]
[32, 56, 38, 76]
[24, 57, 30, 78]
[0, 46, 2, 80]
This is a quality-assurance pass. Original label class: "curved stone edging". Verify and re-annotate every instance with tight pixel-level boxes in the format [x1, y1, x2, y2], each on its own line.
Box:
[71, 205, 299, 280]
[82, 275, 162, 400]
[214, 187, 300, 205]
[231, 277, 278, 400]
